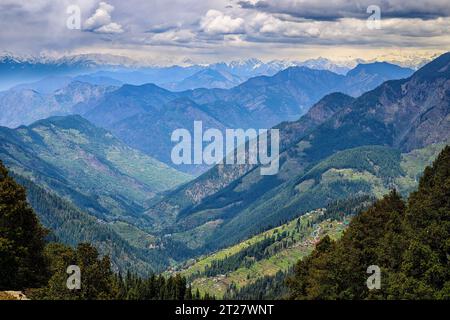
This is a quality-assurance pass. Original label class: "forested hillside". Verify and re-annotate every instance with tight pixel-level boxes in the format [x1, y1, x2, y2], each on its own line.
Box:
[12, 174, 159, 274]
[173, 146, 449, 300]
[164, 143, 445, 254]
[288, 146, 450, 299]
[0, 160, 203, 300]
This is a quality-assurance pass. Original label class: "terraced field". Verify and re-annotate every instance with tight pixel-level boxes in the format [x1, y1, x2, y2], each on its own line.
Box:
[172, 209, 347, 298]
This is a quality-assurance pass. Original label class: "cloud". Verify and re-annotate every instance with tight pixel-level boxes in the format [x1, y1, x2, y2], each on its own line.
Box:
[94, 22, 123, 34]
[84, 1, 123, 34]
[243, 13, 450, 46]
[238, 0, 450, 21]
[0, 0, 449, 65]
[146, 23, 179, 34]
[150, 29, 197, 45]
[200, 9, 245, 34]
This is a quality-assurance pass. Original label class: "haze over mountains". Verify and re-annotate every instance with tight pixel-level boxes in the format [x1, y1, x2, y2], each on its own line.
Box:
[0, 53, 414, 91]
[0, 55, 413, 174]
[0, 81, 116, 128]
[82, 65, 405, 174]
[0, 52, 448, 274]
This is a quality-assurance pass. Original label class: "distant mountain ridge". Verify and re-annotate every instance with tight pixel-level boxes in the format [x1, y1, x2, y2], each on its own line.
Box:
[80, 63, 413, 173]
[0, 61, 413, 175]
[0, 81, 117, 128]
[163, 68, 244, 91]
[0, 53, 413, 91]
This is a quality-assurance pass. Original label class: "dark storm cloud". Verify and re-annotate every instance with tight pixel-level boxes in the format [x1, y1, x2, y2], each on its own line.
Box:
[237, 0, 450, 21]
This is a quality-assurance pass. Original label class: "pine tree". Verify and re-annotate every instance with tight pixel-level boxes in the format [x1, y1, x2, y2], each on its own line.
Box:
[195, 288, 201, 300]
[0, 160, 48, 290]
[185, 284, 193, 300]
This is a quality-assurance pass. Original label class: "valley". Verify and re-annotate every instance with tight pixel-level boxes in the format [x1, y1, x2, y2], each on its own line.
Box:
[0, 51, 449, 293]
[174, 209, 346, 298]
[145, 54, 450, 256]
[1, 0, 449, 303]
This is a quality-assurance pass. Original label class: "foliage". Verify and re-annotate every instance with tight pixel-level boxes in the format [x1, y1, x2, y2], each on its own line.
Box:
[12, 174, 159, 274]
[171, 144, 439, 253]
[115, 272, 204, 300]
[28, 242, 201, 300]
[0, 163, 201, 300]
[0, 160, 48, 290]
[225, 270, 289, 300]
[288, 146, 450, 299]
[178, 200, 367, 298]
[30, 242, 116, 300]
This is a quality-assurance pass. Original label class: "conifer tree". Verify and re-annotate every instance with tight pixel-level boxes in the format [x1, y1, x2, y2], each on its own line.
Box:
[0, 160, 48, 290]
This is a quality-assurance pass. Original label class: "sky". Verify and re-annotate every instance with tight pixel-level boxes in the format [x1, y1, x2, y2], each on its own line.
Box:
[1, 0, 449, 65]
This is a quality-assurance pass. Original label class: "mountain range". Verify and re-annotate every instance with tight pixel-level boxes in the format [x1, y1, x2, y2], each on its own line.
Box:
[0, 60, 414, 175]
[0, 81, 117, 128]
[144, 52, 450, 252]
[0, 115, 190, 222]
[0, 52, 448, 274]
[82, 62, 412, 173]
[0, 53, 413, 91]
